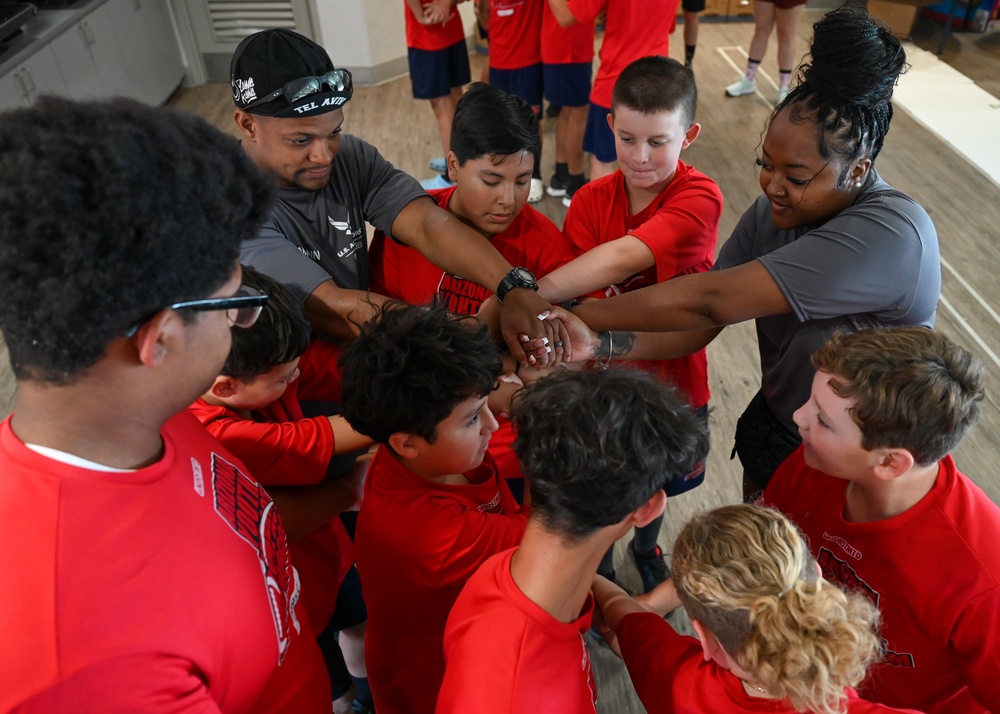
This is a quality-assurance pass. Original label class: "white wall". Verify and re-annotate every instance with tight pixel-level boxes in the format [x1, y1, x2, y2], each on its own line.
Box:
[311, 0, 477, 85]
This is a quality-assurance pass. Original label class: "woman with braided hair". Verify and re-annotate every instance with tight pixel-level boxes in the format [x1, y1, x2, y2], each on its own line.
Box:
[592, 505, 923, 713]
[559, 7, 940, 500]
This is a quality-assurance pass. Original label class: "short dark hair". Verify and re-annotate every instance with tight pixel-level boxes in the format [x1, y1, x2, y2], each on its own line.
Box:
[221, 266, 311, 381]
[0, 97, 273, 384]
[611, 55, 697, 127]
[811, 327, 983, 465]
[512, 370, 708, 541]
[450, 83, 540, 167]
[339, 302, 502, 445]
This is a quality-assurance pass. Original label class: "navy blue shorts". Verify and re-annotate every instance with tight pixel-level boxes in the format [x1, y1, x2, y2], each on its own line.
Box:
[489, 63, 544, 115]
[664, 405, 710, 497]
[408, 39, 471, 99]
[543, 62, 592, 107]
[584, 101, 616, 162]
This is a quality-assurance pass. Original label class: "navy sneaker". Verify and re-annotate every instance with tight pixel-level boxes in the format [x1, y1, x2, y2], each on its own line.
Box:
[631, 540, 670, 594]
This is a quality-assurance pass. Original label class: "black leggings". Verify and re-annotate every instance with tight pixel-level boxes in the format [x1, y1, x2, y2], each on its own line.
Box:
[732, 391, 801, 502]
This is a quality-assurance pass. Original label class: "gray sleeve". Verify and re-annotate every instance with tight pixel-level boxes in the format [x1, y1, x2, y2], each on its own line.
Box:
[758, 192, 938, 323]
[341, 135, 429, 237]
[714, 197, 768, 271]
[239, 218, 332, 304]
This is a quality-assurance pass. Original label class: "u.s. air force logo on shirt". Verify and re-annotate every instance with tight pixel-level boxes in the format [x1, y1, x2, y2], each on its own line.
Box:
[329, 209, 364, 261]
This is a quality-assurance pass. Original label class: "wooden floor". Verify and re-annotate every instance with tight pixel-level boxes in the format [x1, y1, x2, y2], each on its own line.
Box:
[2, 14, 998, 712]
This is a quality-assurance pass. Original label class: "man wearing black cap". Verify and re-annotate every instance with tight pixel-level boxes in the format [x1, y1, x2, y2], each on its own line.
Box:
[231, 28, 564, 364]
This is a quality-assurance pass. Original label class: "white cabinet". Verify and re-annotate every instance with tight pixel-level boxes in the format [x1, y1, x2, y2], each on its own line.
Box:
[0, 44, 68, 110]
[0, 0, 186, 109]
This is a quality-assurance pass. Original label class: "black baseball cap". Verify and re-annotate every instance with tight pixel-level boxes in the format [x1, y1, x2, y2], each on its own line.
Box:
[231, 28, 353, 118]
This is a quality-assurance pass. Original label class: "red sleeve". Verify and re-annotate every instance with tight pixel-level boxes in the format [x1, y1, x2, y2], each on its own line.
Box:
[630, 173, 722, 282]
[197, 408, 334, 487]
[565, 0, 606, 25]
[432, 499, 528, 578]
[293, 340, 343, 403]
[617, 612, 699, 705]
[952, 588, 1000, 711]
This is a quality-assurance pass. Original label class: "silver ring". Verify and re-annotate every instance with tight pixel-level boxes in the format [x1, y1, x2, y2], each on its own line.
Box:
[554, 340, 564, 349]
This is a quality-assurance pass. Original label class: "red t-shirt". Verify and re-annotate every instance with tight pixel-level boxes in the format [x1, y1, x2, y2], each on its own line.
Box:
[405, 0, 466, 51]
[187, 339, 354, 635]
[541, 2, 595, 65]
[566, 0, 678, 107]
[437, 548, 598, 713]
[763, 449, 1000, 714]
[0, 411, 329, 713]
[616, 612, 923, 713]
[488, 0, 544, 70]
[370, 184, 575, 479]
[563, 161, 722, 408]
[356, 447, 527, 714]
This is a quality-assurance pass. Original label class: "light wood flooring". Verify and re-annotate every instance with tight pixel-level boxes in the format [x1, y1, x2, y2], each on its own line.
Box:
[1, 13, 998, 712]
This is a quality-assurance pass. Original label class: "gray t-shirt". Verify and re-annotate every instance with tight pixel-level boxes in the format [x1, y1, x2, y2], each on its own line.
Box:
[240, 134, 428, 302]
[715, 169, 941, 433]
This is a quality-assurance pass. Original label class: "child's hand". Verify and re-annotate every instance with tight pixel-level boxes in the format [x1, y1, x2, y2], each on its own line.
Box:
[489, 372, 524, 418]
[590, 598, 623, 658]
[347, 451, 374, 511]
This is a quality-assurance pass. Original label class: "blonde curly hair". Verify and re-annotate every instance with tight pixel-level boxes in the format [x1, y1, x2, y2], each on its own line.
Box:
[673, 505, 881, 714]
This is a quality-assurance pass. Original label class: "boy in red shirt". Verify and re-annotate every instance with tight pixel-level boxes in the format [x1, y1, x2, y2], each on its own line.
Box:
[479, 0, 546, 201]
[403, 0, 471, 175]
[536, 55, 722, 592]
[370, 81, 574, 486]
[339, 303, 528, 714]
[188, 266, 375, 714]
[763, 327, 1000, 713]
[436, 369, 708, 713]
[547, 0, 681, 184]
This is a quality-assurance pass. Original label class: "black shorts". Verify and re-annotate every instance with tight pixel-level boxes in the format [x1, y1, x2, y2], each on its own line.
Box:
[732, 391, 801, 500]
[682, 0, 706, 13]
[316, 565, 367, 698]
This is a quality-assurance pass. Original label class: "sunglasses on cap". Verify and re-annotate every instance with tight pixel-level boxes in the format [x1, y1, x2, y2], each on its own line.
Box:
[243, 68, 353, 112]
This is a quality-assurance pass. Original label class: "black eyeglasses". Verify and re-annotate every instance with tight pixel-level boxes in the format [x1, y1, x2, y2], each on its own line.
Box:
[123, 286, 268, 337]
[243, 68, 353, 111]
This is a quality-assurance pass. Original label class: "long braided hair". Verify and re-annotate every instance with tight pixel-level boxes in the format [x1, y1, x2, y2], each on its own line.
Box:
[777, 7, 909, 185]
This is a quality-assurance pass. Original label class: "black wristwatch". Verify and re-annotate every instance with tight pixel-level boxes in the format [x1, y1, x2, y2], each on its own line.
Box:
[495, 267, 538, 303]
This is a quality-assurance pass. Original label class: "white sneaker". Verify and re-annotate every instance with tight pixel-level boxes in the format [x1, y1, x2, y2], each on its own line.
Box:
[725, 76, 757, 97]
[528, 177, 544, 203]
[420, 174, 456, 190]
[429, 156, 447, 173]
[775, 86, 790, 104]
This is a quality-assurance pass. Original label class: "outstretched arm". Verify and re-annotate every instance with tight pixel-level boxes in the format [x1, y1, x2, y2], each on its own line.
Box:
[304, 280, 387, 340]
[536, 236, 656, 303]
[571, 260, 791, 333]
[391, 197, 561, 364]
[546, 0, 578, 26]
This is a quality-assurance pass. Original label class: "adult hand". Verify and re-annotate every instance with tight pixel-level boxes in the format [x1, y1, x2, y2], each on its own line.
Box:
[539, 306, 600, 363]
[500, 288, 557, 367]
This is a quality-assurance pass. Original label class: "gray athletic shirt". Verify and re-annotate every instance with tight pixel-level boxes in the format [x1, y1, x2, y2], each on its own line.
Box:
[239, 134, 428, 302]
[715, 169, 941, 433]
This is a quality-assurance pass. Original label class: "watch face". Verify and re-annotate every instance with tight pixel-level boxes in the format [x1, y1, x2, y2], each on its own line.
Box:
[513, 268, 536, 285]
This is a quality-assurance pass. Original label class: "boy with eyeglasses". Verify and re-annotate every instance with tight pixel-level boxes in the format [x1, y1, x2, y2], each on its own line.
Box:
[230, 28, 561, 366]
[188, 265, 374, 714]
[0, 98, 330, 711]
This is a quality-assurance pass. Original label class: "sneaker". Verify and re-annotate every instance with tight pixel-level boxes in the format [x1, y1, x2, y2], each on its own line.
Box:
[545, 102, 562, 119]
[429, 156, 447, 173]
[725, 76, 757, 97]
[560, 174, 587, 208]
[420, 174, 456, 190]
[528, 177, 544, 203]
[546, 173, 569, 197]
[775, 86, 790, 104]
[630, 540, 670, 594]
[352, 701, 375, 714]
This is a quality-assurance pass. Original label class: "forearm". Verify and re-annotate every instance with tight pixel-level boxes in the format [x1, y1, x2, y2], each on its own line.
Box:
[546, 0, 577, 25]
[395, 199, 513, 294]
[636, 578, 681, 616]
[268, 479, 356, 540]
[328, 415, 374, 454]
[537, 237, 655, 303]
[593, 575, 646, 631]
[596, 328, 722, 362]
[304, 281, 388, 340]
